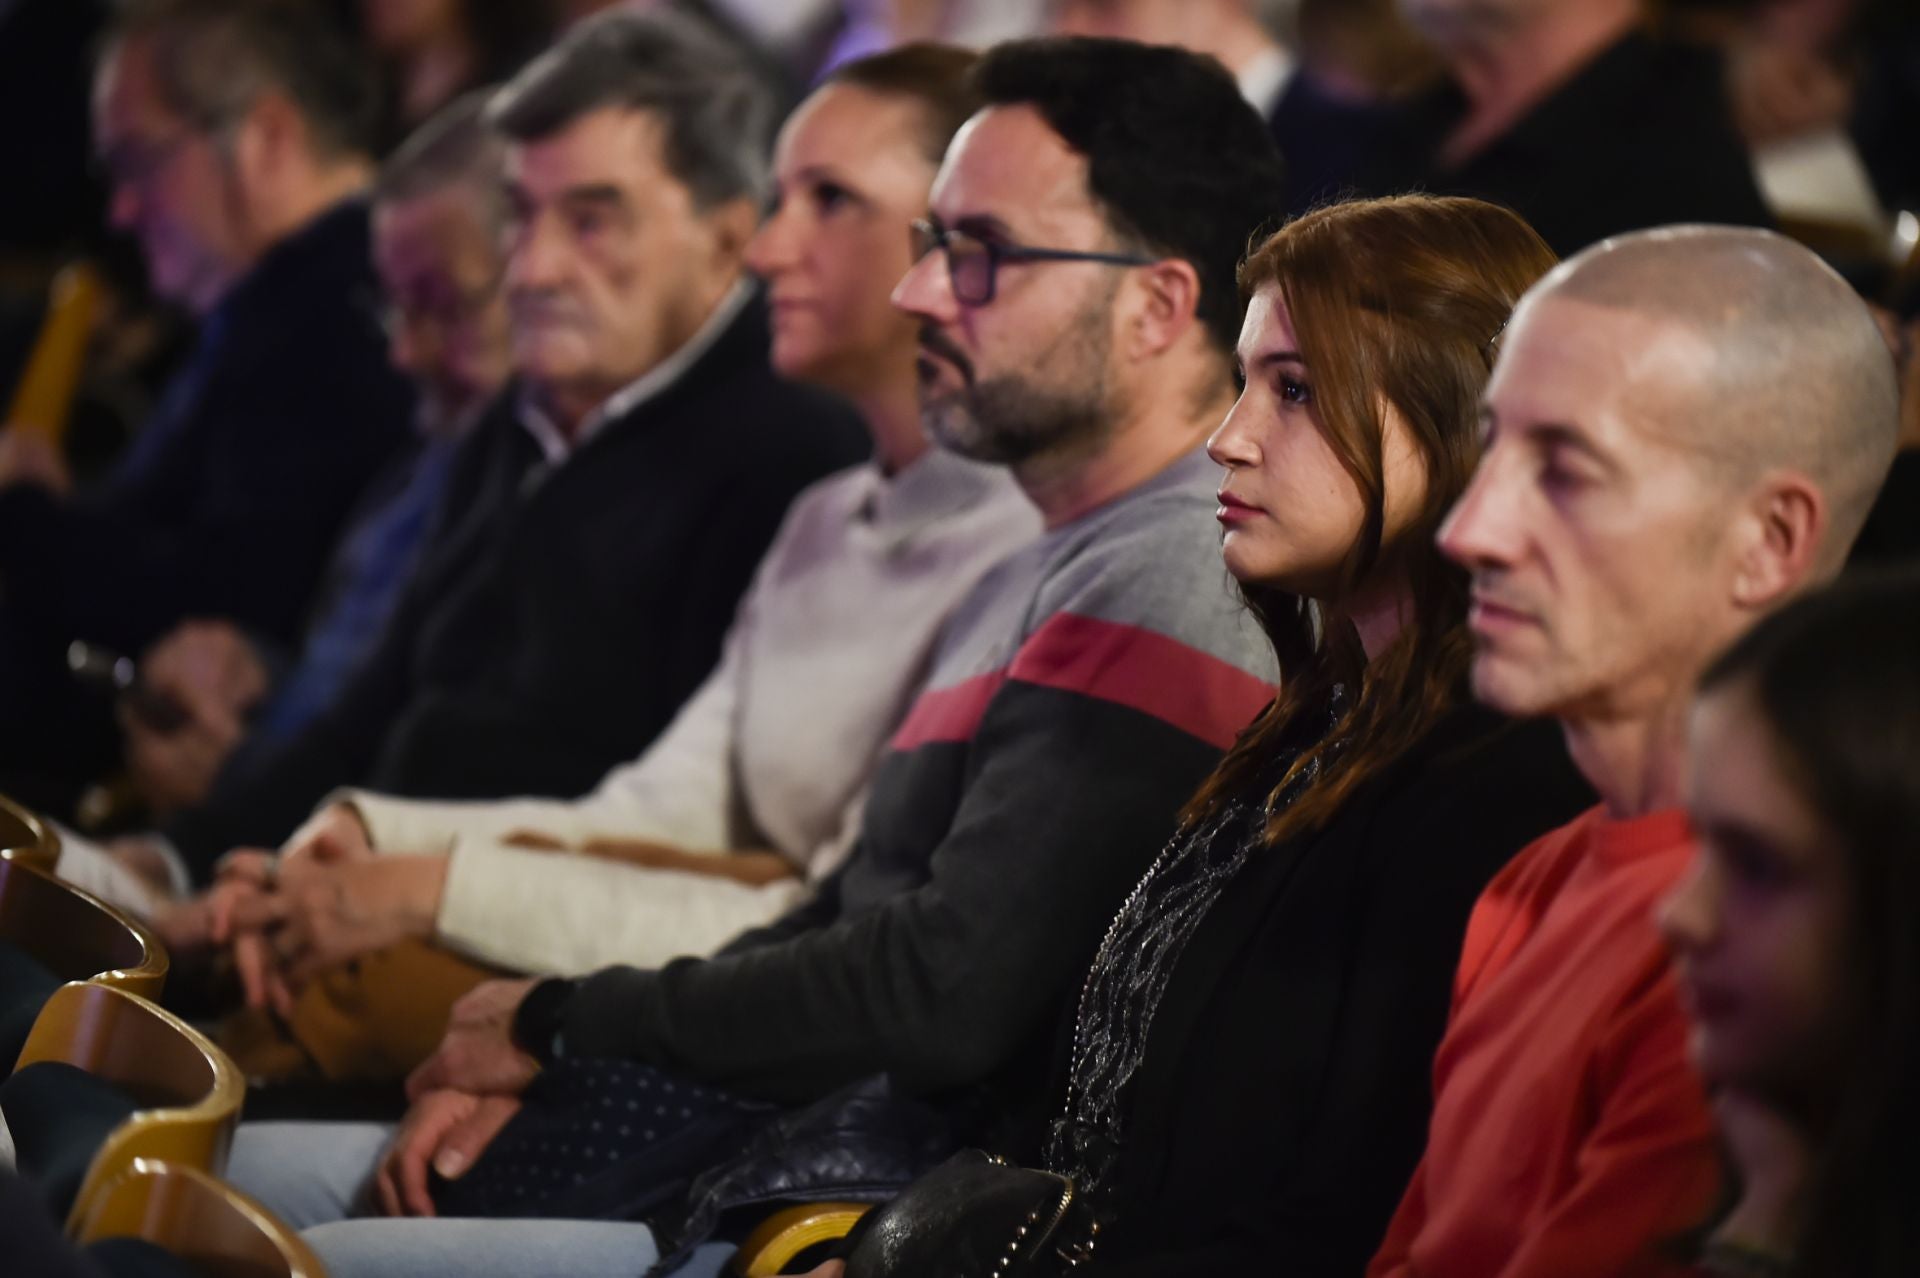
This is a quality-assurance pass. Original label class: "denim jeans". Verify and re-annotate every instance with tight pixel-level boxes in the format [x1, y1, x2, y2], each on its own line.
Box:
[227, 1121, 736, 1278]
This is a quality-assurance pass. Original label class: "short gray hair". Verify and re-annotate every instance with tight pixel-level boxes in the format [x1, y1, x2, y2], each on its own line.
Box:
[487, 9, 772, 209]
[376, 90, 508, 234]
[104, 0, 377, 160]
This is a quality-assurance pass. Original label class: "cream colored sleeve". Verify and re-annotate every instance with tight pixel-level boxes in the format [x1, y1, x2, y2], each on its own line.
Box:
[319, 633, 746, 860]
[432, 840, 807, 976]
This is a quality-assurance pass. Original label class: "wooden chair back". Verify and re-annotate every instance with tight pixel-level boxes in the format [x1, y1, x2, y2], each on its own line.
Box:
[0, 857, 166, 999]
[5, 262, 101, 446]
[15, 981, 244, 1230]
[76, 1159, 327, 1278]
[0, 792, 61, 872]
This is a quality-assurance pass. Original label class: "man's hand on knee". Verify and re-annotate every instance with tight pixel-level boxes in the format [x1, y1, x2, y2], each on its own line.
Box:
[406, 977, 541, 1101]
[377, 1089, 477, 1218]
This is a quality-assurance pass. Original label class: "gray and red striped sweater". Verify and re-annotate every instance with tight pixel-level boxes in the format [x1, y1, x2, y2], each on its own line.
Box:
[559, 447, 1278, 1111]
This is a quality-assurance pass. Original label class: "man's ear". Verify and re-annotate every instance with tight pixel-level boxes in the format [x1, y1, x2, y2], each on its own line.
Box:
[1123, 256, 1203, 362]
[703, 196, 762, 276]
[1731, 472, 1827, 609]
[229, 88, 303, 190]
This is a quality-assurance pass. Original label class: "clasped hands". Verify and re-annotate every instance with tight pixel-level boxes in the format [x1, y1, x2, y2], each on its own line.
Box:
[189, 810, 542, 1219]
[167, 804, 447, 1015]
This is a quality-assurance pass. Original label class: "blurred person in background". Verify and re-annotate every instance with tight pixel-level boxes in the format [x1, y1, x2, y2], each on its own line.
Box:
[819, 0, 1045, 69]
[51, 93, 514, 935]
[118, 93, 514, 834]
[354, 0, 557, 149]
[1051, 0, 1298, 123]
[1382, 0, 1772, 255]
[0, 0, 414, 819]
[1047, 0, 1441, 220]
[1659, 569, 1920, 1278]
[1275, 0, 1441, 215]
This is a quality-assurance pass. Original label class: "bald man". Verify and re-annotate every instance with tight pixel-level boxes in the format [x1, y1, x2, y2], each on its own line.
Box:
[1367, 227, 1900, 1278]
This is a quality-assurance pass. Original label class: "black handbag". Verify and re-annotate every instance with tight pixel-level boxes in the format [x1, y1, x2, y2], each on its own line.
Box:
[842, 1150, 1102, 1278]
[644, 1074, 969, 1276]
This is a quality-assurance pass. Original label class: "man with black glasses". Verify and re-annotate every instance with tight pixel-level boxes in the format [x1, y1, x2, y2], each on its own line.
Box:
[224, 36, 1288, 1278]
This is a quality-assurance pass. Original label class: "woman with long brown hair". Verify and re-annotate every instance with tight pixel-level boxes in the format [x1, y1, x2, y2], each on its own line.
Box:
[816, 194, 1596, 1277]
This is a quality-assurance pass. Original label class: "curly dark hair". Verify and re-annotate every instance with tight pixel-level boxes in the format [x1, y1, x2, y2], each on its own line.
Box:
[970, 36, 1288, 358]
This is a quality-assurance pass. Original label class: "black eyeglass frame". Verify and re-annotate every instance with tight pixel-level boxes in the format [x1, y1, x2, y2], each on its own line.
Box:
[909, 218, 1157, 306]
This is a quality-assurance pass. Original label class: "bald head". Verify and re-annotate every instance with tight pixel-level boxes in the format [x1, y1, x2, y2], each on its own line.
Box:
[1522, 225, 1899, 571]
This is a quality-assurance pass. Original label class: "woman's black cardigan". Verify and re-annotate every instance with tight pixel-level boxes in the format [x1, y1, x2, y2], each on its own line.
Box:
[1018, 702, 1595, 1277]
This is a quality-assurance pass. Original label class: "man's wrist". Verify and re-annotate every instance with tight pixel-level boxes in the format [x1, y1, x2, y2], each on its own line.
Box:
[510, 977, 579, 1066]
[389, 855, 451, 938]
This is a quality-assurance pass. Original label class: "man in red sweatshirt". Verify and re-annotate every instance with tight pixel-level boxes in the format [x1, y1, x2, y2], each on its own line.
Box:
[1368, 225, 1901, 1278]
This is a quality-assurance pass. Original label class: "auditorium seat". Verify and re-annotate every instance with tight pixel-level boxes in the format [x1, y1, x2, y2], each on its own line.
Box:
[5, 981, 241, 1229]
[75, 1158, 327, 1278]
[0, 791, 62, 871]
[0, 855, 166, 1069]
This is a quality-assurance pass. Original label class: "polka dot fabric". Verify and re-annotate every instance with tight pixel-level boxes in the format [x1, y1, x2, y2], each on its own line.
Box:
[432, 1057, 771, 1221]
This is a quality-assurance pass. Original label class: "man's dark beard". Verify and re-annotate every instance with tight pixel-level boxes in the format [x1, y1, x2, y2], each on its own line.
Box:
[918, 298, 1115, 465]
[924, 374, 1113, 465]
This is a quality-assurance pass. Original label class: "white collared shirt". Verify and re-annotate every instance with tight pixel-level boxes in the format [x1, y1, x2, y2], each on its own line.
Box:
[1236, 45, 1297, 121]
[515, 280, 755, 464]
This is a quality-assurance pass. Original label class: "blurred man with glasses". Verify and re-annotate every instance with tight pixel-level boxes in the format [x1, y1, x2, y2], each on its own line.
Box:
[217, 37, 1288, 1278]
[127, 94, 514, 827]
[56, 93, 516, 914]
[0, 0, 415, 818]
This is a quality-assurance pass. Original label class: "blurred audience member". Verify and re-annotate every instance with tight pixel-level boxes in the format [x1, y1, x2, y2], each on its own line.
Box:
[355, 0, 556, 148]
[0, 0, 413, 816]
[1369, 227, 1899, 1278]
[118, 92, 514, 826]
[1384, 0, 1771, 255]
[1051, 0, 1296, 121]
[142, 10, 864, 888]
[1046, 0, 1444, 218]
[190, 46, 1043, 1068]
[1660, 569, 1920, 1278]
[1273, 0, 1440, 215]
[822, 0, 1045, 68]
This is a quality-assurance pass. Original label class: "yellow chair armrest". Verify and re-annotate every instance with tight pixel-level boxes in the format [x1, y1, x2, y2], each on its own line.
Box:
[733, 1202, 871, 1277]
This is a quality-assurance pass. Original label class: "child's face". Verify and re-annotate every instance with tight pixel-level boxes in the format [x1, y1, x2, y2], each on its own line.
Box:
[1659, 683, 1853, 1101]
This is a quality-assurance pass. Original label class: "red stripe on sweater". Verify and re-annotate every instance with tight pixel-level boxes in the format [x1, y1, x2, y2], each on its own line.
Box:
[1009, 612, 1273, 750]
[888, 671, 1006, 751]
[889, 613, 1272, 753]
